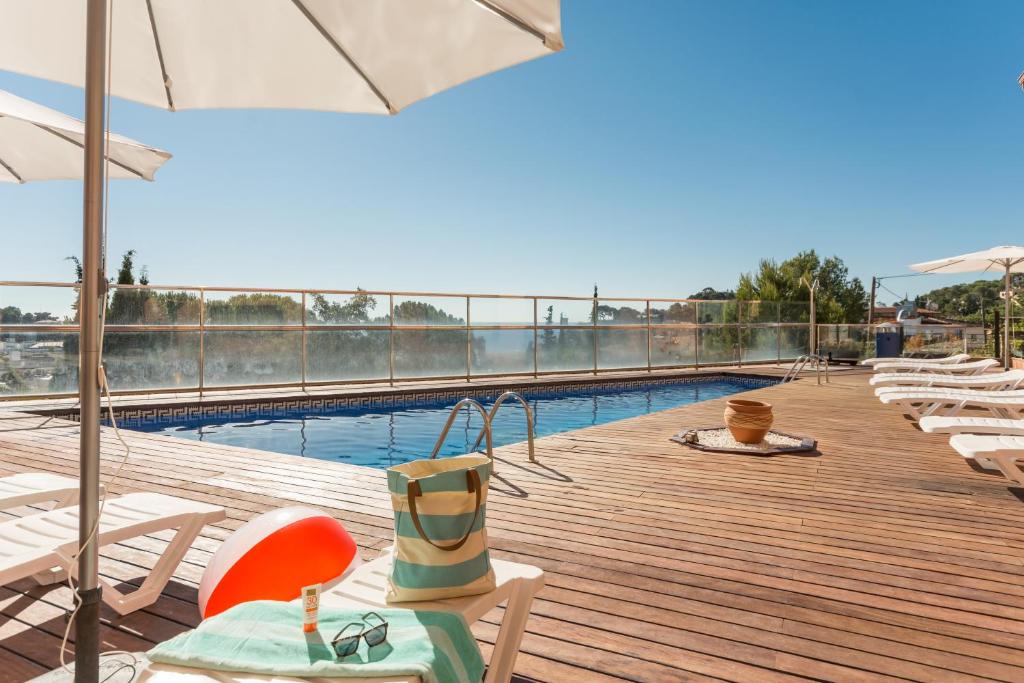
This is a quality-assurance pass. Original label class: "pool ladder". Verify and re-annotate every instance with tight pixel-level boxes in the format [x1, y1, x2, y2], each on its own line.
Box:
[430, 392, 537, 465]
[782, 354, 829, 384]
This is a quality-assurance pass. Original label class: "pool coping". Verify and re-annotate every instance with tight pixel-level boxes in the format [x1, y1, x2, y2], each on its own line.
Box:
[16, 366, 795, 423]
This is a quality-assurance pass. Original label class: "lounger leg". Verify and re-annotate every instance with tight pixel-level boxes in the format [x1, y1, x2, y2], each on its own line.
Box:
[484, 578, 539, 683]
[59, 518, 206, 616]
[993, 455, 1024, 487]
[31, 567, 68, 585]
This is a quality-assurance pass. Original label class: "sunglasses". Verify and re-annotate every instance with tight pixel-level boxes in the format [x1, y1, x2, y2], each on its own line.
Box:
[331, 612, 389, 658]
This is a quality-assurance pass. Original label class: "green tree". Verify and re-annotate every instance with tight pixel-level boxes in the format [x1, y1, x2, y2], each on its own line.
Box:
[688, 287, 735, 300]
[736, 250, 867, 323]
[309, 290, 377, 323]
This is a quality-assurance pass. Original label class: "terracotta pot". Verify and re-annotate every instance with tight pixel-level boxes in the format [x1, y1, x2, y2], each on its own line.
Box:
[724, 399, 773, 444]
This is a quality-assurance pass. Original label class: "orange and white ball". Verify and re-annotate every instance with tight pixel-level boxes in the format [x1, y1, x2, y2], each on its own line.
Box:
[198, 506, 361, 619]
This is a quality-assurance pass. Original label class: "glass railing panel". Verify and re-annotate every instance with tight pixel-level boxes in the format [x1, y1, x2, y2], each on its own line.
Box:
[537, 299, 594, 326]
[597, 328, 647, 368]
[780, 325, 811, 360]
[393, 296, 466, 326]
[0, 330, 78, 395]
[903, 326, 964, 357]
[203, 330, 302, 386]
[393, 329, 467, 378]
[204, 291, 303, 325]
[649, 301, 695, 324]
[0, 285, 78, 326]
[537, 328, 594, 372]
[779, 302, 810, 324]
[105, 287, 201, 325]
[306, 330, 389, 381]
[650, 327, 697, 367]
[596, 300, 646, 325]
[698, 326, 739, 364]
[103, 331, 201, 391]
[306, 292, 389, 326]
[741, 326, 779, 363]
[696, 301, 739, 324]
[817, 324, 871, 361]
[469, 298, 534, 326]
[741, 301, 779, 324]
[471, 329, 534, 375]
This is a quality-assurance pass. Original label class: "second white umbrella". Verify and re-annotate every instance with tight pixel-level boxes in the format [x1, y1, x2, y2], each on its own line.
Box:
[0, 88, 170, 182]
[910, 245, 1024, 369]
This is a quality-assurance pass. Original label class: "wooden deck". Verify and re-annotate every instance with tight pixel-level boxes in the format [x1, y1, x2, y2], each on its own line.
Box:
[2, 370, 1024, 682]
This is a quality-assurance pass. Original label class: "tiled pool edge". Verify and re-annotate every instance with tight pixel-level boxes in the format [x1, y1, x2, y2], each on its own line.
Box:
[37, 371, 780, 424]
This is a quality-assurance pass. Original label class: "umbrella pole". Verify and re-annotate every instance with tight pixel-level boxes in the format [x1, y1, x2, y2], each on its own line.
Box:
[75, 0, 107, 681]
[1006, 265, 1013, 370]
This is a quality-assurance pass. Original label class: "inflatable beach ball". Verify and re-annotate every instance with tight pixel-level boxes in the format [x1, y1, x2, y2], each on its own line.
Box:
[199, 506, 361, 619]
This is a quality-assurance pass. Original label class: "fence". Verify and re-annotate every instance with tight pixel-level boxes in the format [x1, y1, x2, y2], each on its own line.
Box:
[816, 323, 984, 361]
[0, 281, 812, 399]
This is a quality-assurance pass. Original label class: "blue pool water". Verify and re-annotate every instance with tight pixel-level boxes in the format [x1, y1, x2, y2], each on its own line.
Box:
[125, 378, 771, 469]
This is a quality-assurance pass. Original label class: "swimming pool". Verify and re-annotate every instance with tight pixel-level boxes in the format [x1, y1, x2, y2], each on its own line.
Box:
[121, 377, 773, 469]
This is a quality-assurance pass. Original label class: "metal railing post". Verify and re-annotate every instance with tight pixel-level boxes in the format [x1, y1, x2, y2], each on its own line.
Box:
[777, 305, 782, 366]
[736, 303, 743, 368]
[198, 289, 205, 397]
[592, 298, 598, 375]
[466, 296, 471, 382]
[533, 298, 539, 378]
[388, 294, 395, 387]
[694, 324, 700, 370]
[646, 300, 652, 372]
[300, 291, 307, 390]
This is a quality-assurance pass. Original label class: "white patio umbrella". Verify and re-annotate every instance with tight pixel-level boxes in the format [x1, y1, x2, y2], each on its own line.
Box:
[910, 246, 1024, 369]
[0, 88, 170, 182]
[0, 2, 562, 681]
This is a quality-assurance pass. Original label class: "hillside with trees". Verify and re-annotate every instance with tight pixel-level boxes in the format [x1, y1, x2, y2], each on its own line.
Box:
[912, 278, 1014, 323]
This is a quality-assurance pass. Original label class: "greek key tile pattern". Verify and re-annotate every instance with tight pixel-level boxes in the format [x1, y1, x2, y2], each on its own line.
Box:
[54, 374, 778, 427]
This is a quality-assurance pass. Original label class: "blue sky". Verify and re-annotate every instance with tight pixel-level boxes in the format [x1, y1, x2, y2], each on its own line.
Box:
[2, 0, 1023, 308]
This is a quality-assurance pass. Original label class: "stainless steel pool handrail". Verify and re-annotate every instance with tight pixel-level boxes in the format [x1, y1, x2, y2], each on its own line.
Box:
[782, 355, 810, 382]
[782, 354, 830, 384]
[430, 398, 494, 463]
[471, 391, 536, 463]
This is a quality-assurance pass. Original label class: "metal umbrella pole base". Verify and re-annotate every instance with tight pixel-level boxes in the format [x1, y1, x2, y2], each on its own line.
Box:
[74, 587, 102, 679]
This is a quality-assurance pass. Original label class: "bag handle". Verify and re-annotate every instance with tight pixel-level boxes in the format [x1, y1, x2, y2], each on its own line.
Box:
[406, 469, 482, 552]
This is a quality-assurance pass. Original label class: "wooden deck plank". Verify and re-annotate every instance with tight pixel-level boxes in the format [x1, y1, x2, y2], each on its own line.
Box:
[2, 370, 1024, 681]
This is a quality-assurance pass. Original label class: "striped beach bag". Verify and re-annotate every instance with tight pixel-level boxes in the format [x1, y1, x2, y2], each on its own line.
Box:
[386, 454, 495, 602]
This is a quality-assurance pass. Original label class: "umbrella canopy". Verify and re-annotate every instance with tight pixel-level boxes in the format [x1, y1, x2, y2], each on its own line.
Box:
[0, 0, 563, 113]
[909, 246, 1024, 369]
[0, 88, 170, 182]
[909, 246, 1024, 275]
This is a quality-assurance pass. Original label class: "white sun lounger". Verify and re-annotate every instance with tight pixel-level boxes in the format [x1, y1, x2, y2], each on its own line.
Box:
[877, 389, 1024, 420]
[917, 416, 1024, 471]
[0, 472, 96, 511]
[869, 369, 1024, 389]
[0, 491, 225, 615]
[948, 434, 1024, 486]
[861, 353, 969, 367]
[868, 358, 998, 375]
[920, 415, 1024, 436]
[137, 554, 544, 683]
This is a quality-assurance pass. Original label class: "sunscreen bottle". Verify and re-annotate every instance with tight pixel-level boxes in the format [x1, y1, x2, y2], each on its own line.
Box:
[302, 584, 321, 633]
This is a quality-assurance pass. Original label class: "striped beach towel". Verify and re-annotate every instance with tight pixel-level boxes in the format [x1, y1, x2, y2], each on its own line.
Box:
[148, 601, 484, 683]
[387, 454, 496, 602]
